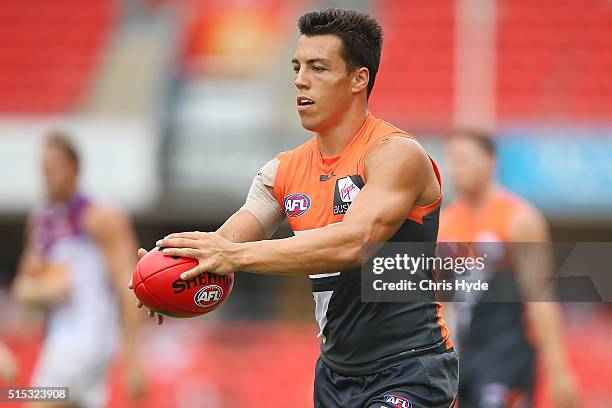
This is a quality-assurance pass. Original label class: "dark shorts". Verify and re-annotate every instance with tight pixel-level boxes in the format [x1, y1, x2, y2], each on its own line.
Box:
[459, 343, 536, 408]
[314, 350, 459, 408]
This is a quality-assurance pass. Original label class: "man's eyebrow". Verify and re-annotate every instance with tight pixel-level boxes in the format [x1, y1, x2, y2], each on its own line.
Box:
[291, 58, 331, 65]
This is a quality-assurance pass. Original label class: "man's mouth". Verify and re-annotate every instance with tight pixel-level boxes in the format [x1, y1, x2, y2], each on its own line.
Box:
[297, 96, 315, 111]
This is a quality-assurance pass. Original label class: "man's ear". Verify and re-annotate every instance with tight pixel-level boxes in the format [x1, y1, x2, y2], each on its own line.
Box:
[352, 67, 369, 95]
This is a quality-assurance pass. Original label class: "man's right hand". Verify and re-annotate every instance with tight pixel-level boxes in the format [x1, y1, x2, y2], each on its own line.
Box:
[128, 248, 164, 325]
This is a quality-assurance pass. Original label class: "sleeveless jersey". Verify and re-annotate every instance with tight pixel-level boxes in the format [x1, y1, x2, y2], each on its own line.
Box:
[31, 194, 119, 354]
[273, 113, 453, 375]
[439, 188, 535, 355]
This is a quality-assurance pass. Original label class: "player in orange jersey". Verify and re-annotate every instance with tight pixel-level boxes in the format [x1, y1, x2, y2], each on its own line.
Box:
[133, 9, 457, 407]
[439, 129, 579, 408]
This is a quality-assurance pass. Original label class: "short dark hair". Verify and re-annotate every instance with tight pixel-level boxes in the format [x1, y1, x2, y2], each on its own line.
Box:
[45, 131, 80, 167]
[450, 128, 496, 156]
[298, 8, 383, 98]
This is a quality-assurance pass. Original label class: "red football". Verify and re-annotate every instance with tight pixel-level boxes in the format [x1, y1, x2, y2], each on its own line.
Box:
[132, 247, 234, 318]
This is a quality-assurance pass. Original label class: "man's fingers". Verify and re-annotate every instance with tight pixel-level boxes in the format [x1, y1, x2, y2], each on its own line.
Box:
[161, 247, 200, 260]
[144, 307, 164, 324]
[165, 231, 204, 240]
[137, 248, 148, 258]
[136, 299, 143, 308]
[156, 237, 199, 250]
[178, 264, 208, 281]
[128, 277, 134, 289]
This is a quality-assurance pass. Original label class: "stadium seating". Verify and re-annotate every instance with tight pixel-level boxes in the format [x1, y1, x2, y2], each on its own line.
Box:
[497, 0, 612, 121]
[0, 0, 116, 113]
[372, 0, 612, 127]
[370, 0, 455, 130]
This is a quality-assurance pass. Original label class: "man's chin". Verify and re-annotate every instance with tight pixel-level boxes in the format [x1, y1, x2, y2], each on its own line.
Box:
[299, 117, 320, 132]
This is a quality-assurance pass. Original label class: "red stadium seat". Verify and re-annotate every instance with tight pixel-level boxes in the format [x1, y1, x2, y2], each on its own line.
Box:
[497, 0, 612, 122]
[369, 0, 455, 130]
[0, 0, 116, 114]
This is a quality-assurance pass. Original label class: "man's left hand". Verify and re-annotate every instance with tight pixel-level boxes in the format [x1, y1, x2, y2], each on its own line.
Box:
[156, 232, 237, 280]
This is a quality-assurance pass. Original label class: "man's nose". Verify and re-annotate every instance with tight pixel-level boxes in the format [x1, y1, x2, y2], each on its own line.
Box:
[294, 68, 309, 90]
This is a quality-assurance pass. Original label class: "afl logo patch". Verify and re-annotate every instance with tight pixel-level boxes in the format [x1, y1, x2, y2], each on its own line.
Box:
[383, 395, 412, 408]
[284, 193, 311, 217]
[194, 285, 223, 308]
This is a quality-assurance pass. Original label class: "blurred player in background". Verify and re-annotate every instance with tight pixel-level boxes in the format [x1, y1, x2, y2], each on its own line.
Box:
[0, 341, 18, 382]
[12, 133, 145, 408]
[439, 129, 579, 408]
[135, 8, 458, 408]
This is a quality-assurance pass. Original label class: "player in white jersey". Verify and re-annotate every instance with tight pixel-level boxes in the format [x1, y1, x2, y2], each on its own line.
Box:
[12, 133, 145, 408]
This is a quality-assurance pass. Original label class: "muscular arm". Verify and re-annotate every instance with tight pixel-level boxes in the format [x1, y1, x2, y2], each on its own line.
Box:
[86, 206, 143, 390]
[235, 139, 439, 275]
[161, 138, 440, 277]
[511, 207, 570, 368]
[135, 162, 284, 325]
[216, 209, 269, 243]
[511, 205, 579, 407]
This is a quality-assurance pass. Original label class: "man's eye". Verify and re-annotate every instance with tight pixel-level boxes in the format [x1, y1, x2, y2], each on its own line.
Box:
[292, 66, 300, 73]
[313, 66, 325, 72]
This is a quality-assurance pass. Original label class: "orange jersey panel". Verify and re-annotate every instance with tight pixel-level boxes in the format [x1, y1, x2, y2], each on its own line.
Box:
[439, 187, 526, 243]
[274, 113, 442, 231]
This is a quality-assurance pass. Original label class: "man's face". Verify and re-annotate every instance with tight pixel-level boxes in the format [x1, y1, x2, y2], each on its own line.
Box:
[41, 144, 78, 201]
[292, 34, 355, 132]
[446, 136, 495, 197]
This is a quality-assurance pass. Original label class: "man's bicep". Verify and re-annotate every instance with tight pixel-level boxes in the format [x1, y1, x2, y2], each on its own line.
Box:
[343, 139, 427, 243]
[217, 209, 271, 243]
[342, 180, 417, 244]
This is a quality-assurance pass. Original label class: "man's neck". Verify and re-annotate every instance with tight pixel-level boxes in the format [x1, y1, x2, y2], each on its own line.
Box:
[316, 104, 369, 157]
[462, 183, 495, 211]
[48, 186, 77, 205]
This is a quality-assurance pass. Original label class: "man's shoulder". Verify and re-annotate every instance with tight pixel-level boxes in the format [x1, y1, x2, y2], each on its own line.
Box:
[82, 201, 130, 239]
[492, 187, 531, 213]
[369, 115, 412, 140]
[361, 116, 421, 160]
